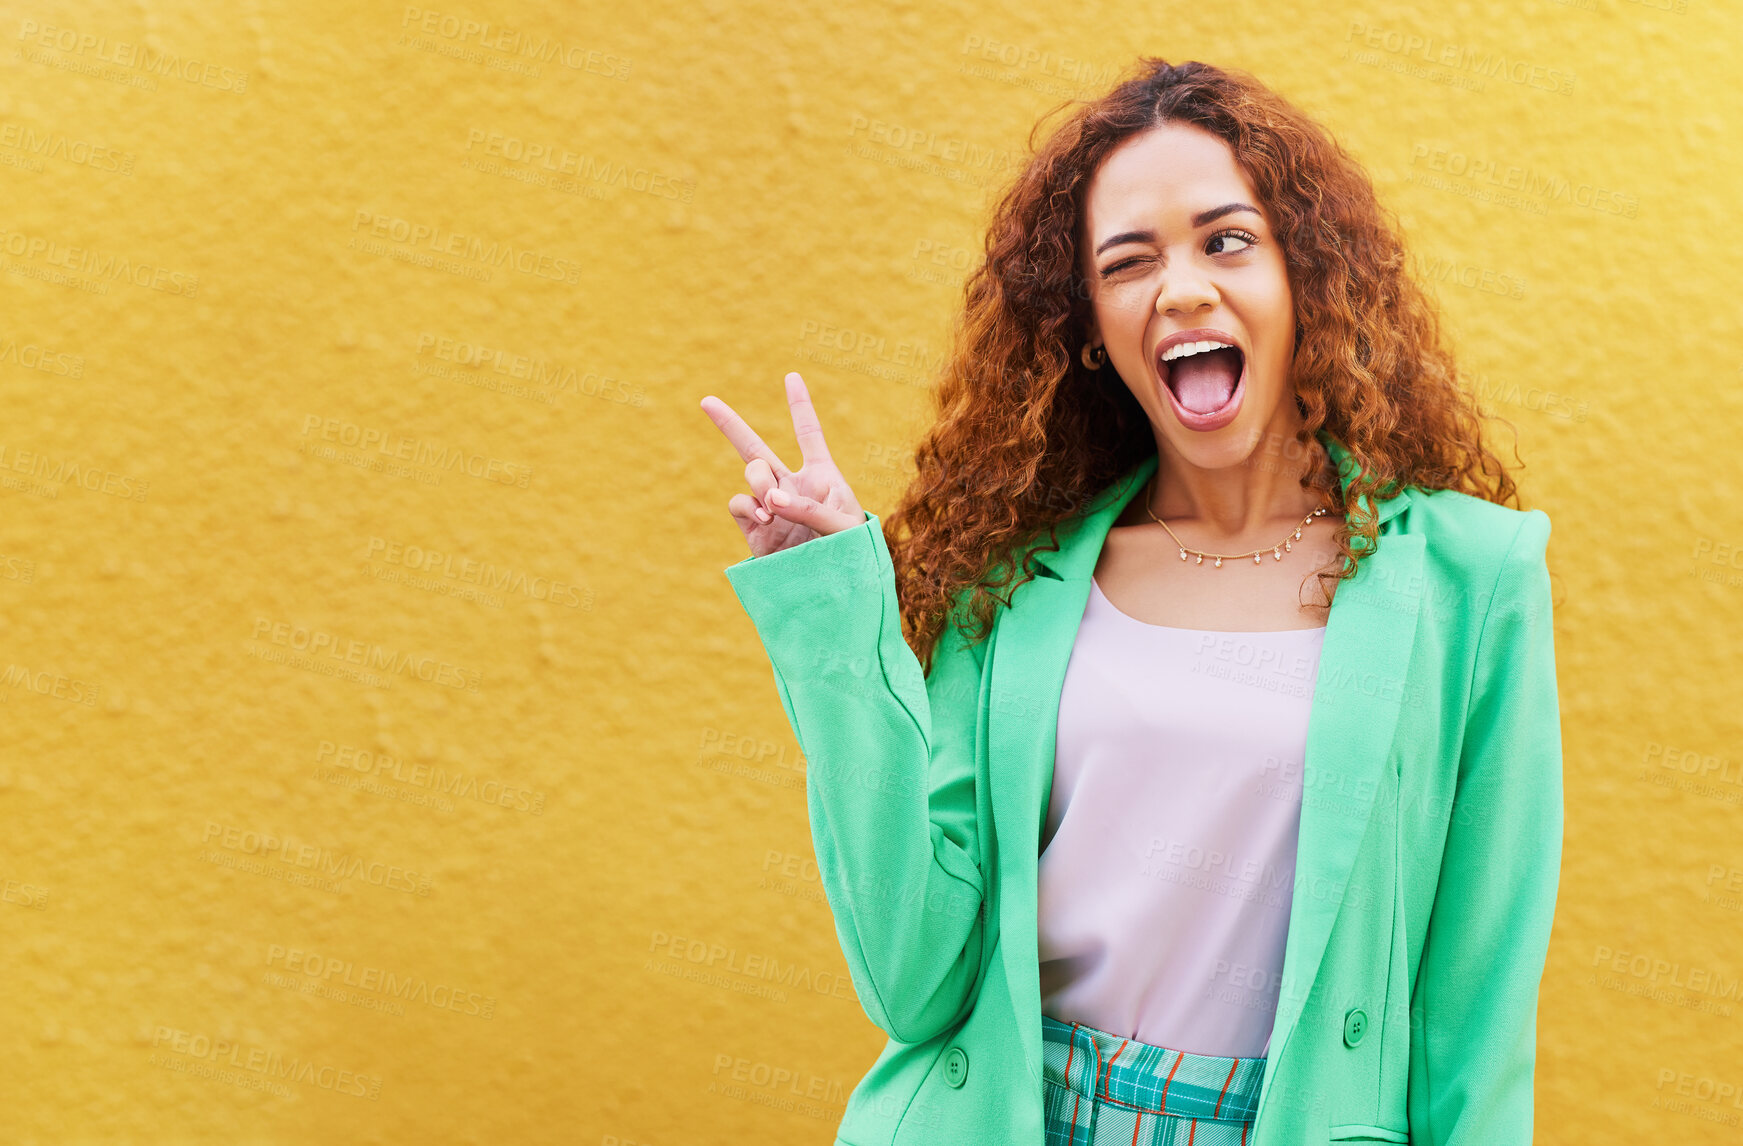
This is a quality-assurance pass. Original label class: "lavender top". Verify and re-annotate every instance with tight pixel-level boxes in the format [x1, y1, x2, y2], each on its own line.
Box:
[1037, 577, 1326, 1059]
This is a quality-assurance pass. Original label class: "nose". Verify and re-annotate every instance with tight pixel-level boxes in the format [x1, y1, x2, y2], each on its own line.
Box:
[1154, 263, 1216, 317]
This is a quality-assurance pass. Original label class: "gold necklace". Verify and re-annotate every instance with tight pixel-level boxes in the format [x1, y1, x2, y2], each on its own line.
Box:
[1142, 474, 1329, 568]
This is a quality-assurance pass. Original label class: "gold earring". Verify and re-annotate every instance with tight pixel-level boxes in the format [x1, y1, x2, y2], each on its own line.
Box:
[1081, 343, 1106, 370]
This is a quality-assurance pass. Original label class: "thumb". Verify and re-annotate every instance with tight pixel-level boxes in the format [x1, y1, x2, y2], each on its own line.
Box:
[766, 487, 865, 537]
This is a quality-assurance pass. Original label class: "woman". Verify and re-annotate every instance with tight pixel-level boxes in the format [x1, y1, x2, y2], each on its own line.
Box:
[700, 59, 1562, 1146]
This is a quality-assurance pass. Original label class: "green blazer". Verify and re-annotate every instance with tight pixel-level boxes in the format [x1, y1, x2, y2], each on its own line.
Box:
[723, 429, 1563, 1146]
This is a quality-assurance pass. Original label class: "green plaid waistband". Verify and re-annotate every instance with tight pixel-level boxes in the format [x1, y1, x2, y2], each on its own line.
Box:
[1042, 1013, 1265, 1125]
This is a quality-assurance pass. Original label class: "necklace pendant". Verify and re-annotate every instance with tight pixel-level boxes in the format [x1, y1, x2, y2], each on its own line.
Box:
[1213, 556, 1223, 568]
[1253, 553, 1262, 565]
[1194, 554, 1204, 565]
[1272, 547, 1283, 560]
[1284, 539, 1292, 552]
[1178, 548, 1188, 561]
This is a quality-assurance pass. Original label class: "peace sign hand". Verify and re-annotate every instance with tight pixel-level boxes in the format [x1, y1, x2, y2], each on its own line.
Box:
[700, 372, 868, 558]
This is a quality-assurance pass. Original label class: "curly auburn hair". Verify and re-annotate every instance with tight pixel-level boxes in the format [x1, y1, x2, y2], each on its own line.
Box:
[882, 57, 1527, 675]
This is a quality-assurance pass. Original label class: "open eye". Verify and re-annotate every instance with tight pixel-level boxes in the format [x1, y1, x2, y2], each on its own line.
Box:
[1208, 228, 1259, 255]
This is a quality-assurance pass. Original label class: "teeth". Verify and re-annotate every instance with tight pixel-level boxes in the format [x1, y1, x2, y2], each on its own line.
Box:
[1160, 339, 1237, 363]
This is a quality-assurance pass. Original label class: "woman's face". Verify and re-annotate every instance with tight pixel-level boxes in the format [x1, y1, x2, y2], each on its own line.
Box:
[1079, 121, 1298, 466]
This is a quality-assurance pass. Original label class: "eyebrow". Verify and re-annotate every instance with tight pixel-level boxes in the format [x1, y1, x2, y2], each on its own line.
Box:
[1092, 202, 1263, 257]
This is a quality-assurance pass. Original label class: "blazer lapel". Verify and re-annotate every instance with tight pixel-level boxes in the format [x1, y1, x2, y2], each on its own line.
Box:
[983, 431, 1424, 1100]
[1253, 442, 1423, 1127]
[984, 456, 1153, 1082]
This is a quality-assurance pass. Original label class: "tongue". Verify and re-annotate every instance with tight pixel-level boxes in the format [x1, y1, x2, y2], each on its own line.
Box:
[1170, 347, 1241, 414]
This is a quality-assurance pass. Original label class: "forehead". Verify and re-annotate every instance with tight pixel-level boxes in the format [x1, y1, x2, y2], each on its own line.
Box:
[1082, 122, 1261, 231]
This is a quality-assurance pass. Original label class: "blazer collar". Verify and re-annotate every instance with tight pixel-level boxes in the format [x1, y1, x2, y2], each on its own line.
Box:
[985, 427, 1425, 1119]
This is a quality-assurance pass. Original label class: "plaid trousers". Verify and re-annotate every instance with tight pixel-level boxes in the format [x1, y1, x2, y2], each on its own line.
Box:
[1042, 1014, 1266, 1145]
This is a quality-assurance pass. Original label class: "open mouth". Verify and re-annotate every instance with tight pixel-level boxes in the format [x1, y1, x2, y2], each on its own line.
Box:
[1158, 343, 1245, 416]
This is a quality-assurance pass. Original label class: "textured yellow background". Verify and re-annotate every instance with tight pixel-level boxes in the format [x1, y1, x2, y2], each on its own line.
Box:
[2, 0, 1739, 1142]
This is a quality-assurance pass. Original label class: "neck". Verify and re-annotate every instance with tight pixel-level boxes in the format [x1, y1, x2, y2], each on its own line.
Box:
[1139, 414, 1336, 540]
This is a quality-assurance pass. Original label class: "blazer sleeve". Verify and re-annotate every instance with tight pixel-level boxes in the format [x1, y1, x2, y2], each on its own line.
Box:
[1408, 509, 1564, 1145]
[723, 512, 989, 1044]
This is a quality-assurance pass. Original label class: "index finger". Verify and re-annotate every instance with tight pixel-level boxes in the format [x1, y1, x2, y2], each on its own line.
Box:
[784, 372, 834, 468]
[698, 392, 793, 481]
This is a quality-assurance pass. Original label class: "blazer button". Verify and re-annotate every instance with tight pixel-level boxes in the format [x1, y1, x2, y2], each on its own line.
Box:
[1343, 1007, 1368, 1047]
[943, 1046, 969, 1088]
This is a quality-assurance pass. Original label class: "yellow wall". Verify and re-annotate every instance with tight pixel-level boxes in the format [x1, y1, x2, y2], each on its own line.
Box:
[3, 0, 1740, 1141]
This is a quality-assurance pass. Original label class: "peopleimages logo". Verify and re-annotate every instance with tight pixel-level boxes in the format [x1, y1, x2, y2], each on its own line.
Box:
[201, 820, 433, 896]
[0, 121, 134, 175]
[316, 740, 546, 815]
[0, 225, 199, 295]
[299, 414, 534, 487]
[266, 944, 497, 1019]
[16, 20, 250, 92]
[1344, 21, 1576, 94]
[249, 615, 484, 693]
[413, 333, 646, 407]
[1, 662, 99, 706]
[150, 1026, 381, 1100]
[461, 129, 693, 201]
[364, 537, 587, 609]
[0, 332, 84, 377]
[399, 8, 631, 79]
[350, 210, 583, 284]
